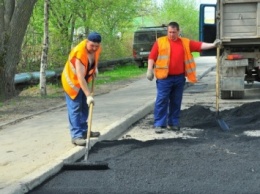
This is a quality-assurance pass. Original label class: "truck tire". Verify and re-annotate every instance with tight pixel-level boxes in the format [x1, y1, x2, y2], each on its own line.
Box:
[221, 90, 231, 99]
[232, 91, 244, 99]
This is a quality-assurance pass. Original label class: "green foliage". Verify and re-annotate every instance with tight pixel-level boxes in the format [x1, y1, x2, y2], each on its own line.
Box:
[153, 0, 199, 40]
[18, 0, 145, 72]
[192, 52, 200, 58]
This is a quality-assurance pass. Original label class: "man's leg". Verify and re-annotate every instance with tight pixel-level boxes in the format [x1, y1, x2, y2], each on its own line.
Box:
[168, 75, 186, 128]
[66, 94, 82, 139]
[82, 95, 100, 138]
[154, 78, 172, 127]
[80, 92, 88, 137]
[66, 90, 87, 146]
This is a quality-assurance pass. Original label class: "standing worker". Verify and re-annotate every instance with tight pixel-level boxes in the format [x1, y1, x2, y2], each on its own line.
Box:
[62, 32, 102, 146]
[147, 21, 221, 133]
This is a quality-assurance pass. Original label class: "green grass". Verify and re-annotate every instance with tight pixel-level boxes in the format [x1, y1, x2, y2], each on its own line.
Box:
[192, 52, 200, 58]
[95, 63, 146, 85]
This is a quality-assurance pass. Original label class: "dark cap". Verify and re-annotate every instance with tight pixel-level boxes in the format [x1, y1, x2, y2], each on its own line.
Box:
[87, 32, 102, 43]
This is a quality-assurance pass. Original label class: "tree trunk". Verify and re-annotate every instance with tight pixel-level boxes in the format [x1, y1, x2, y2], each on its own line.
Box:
[0, 0, 37, 101]
[40, 0, 49, 96]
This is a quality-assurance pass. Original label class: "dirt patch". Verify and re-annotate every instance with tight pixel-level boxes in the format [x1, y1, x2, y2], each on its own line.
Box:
[0, 76, 143, 127]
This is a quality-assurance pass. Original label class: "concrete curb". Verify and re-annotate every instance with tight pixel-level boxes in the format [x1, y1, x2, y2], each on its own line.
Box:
[97, 100, 154, 141]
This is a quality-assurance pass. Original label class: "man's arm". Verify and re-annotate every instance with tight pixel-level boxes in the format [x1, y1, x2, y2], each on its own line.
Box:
[201, 39, 221, 50]
[75, 58, 91, 97]
[146, 42, 158, 81]
[147, 59, 154, 70]
[201, 42, 215, 50]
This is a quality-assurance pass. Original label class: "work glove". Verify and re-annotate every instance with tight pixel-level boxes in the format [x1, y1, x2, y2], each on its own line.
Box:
[87, 95, 94, 106]
[213, 39, 222, 47]
[146, 69, 154, 81]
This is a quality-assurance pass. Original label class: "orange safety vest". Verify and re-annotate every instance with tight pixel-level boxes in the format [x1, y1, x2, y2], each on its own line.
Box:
[154, 36, 197, 83]
[61, 39, 101, 99]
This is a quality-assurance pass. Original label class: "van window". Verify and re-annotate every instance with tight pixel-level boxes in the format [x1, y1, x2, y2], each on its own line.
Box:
[134, 32, 154, 43]
[156, 31, 167, 38]
[134, 31, 167, 43]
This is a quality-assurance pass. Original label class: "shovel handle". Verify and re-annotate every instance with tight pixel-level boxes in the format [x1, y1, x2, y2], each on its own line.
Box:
[216, 46, 220, 113]
[84, 76, 95, 161]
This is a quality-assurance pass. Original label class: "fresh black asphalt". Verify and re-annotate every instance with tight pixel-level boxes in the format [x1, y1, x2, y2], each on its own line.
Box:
[29, 102, 260, 194]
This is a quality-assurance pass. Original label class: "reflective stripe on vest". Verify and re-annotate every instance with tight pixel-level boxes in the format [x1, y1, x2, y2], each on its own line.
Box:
[181, 37, 197, 83]
[155, 55, 169, 69]
[185, 58, 196, 73]
[154, 36, 170, 79]
[63, 62, 80, 94]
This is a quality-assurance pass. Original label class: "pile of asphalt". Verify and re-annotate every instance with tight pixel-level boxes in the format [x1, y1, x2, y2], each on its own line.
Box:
[29, 102, 260, 194]
[181, 101, 260, 132]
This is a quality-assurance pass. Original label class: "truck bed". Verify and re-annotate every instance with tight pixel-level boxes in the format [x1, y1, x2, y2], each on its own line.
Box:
[218, 0, 260, 44]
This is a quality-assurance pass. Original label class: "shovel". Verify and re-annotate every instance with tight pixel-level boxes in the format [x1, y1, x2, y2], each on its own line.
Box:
[216, 46, 229, 131]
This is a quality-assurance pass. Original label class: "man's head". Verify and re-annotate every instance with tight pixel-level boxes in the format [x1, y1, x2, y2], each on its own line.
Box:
[167, 22, 180, 41]
[86, 32, 101, 53]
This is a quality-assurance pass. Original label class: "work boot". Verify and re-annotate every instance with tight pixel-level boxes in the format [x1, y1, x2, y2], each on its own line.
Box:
[72, 138, 86, 146]
[83, 131, 101, 138]
[90, 131, 100, 138]
[168, 125, 181, 131]
[154, 127, 164, 134]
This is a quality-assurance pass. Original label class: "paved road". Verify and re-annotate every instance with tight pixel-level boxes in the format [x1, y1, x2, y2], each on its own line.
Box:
[28, 57, 260, 194]
[4, 56, 256, 194]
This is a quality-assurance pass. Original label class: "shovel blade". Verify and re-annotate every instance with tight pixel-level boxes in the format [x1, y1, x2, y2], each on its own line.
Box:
[216, 117, 229, 131]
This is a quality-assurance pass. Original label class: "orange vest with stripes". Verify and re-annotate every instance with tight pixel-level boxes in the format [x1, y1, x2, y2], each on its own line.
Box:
[61, 39, 101, 99]
[154, 36, 197, 83]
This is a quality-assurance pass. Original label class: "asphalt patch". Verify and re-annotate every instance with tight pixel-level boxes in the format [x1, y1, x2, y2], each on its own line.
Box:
[29, 102, 260, 194]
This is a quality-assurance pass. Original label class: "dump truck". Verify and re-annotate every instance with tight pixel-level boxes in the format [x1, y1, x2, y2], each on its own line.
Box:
[199, 0, 260, 99]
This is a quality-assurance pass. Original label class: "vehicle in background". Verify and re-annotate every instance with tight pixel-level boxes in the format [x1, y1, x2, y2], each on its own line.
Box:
[132, 25, 167, 67]
[199, 0, 260, 99]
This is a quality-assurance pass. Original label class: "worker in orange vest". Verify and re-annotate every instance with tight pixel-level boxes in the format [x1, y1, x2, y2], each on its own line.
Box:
[62, 32, 102, 146]
[147, 22, 221, 134]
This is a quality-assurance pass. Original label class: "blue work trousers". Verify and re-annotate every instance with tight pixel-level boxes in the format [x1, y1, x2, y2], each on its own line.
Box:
[154, 75, 186, 127]
[65, 90, 88, 139]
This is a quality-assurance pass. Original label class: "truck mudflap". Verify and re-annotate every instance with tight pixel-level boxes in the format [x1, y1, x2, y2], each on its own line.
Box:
[221, 77, 245, 91]
[220, 58, 248, 99]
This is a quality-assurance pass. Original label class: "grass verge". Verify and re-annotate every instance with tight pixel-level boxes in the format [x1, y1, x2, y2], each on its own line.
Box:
[8, 63, 146, 99]
[96, 63, 146, 85]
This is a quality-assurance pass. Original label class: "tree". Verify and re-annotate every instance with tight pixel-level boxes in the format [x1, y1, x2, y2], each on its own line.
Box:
[92, 0, 140, 58]
[0, 0, 38, 100]
[40, 0, 49, 96]
[155, 0, 199, 39]
[49, 0, 76, 54]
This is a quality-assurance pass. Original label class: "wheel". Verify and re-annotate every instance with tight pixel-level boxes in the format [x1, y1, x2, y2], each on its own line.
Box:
[232, 91, 244, 99]
[221, 90, 231, 99]
[135, 61, 145, 68]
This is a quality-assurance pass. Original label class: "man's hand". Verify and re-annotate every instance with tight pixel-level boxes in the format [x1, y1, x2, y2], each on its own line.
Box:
[146, 69, 154, 81]
[213, 39, 222, 47]
[87, 96, 94, 106]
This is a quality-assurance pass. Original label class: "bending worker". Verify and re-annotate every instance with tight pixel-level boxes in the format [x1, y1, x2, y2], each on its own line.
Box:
[62, 32, 102, 146]
[147, 21, 221, 134]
